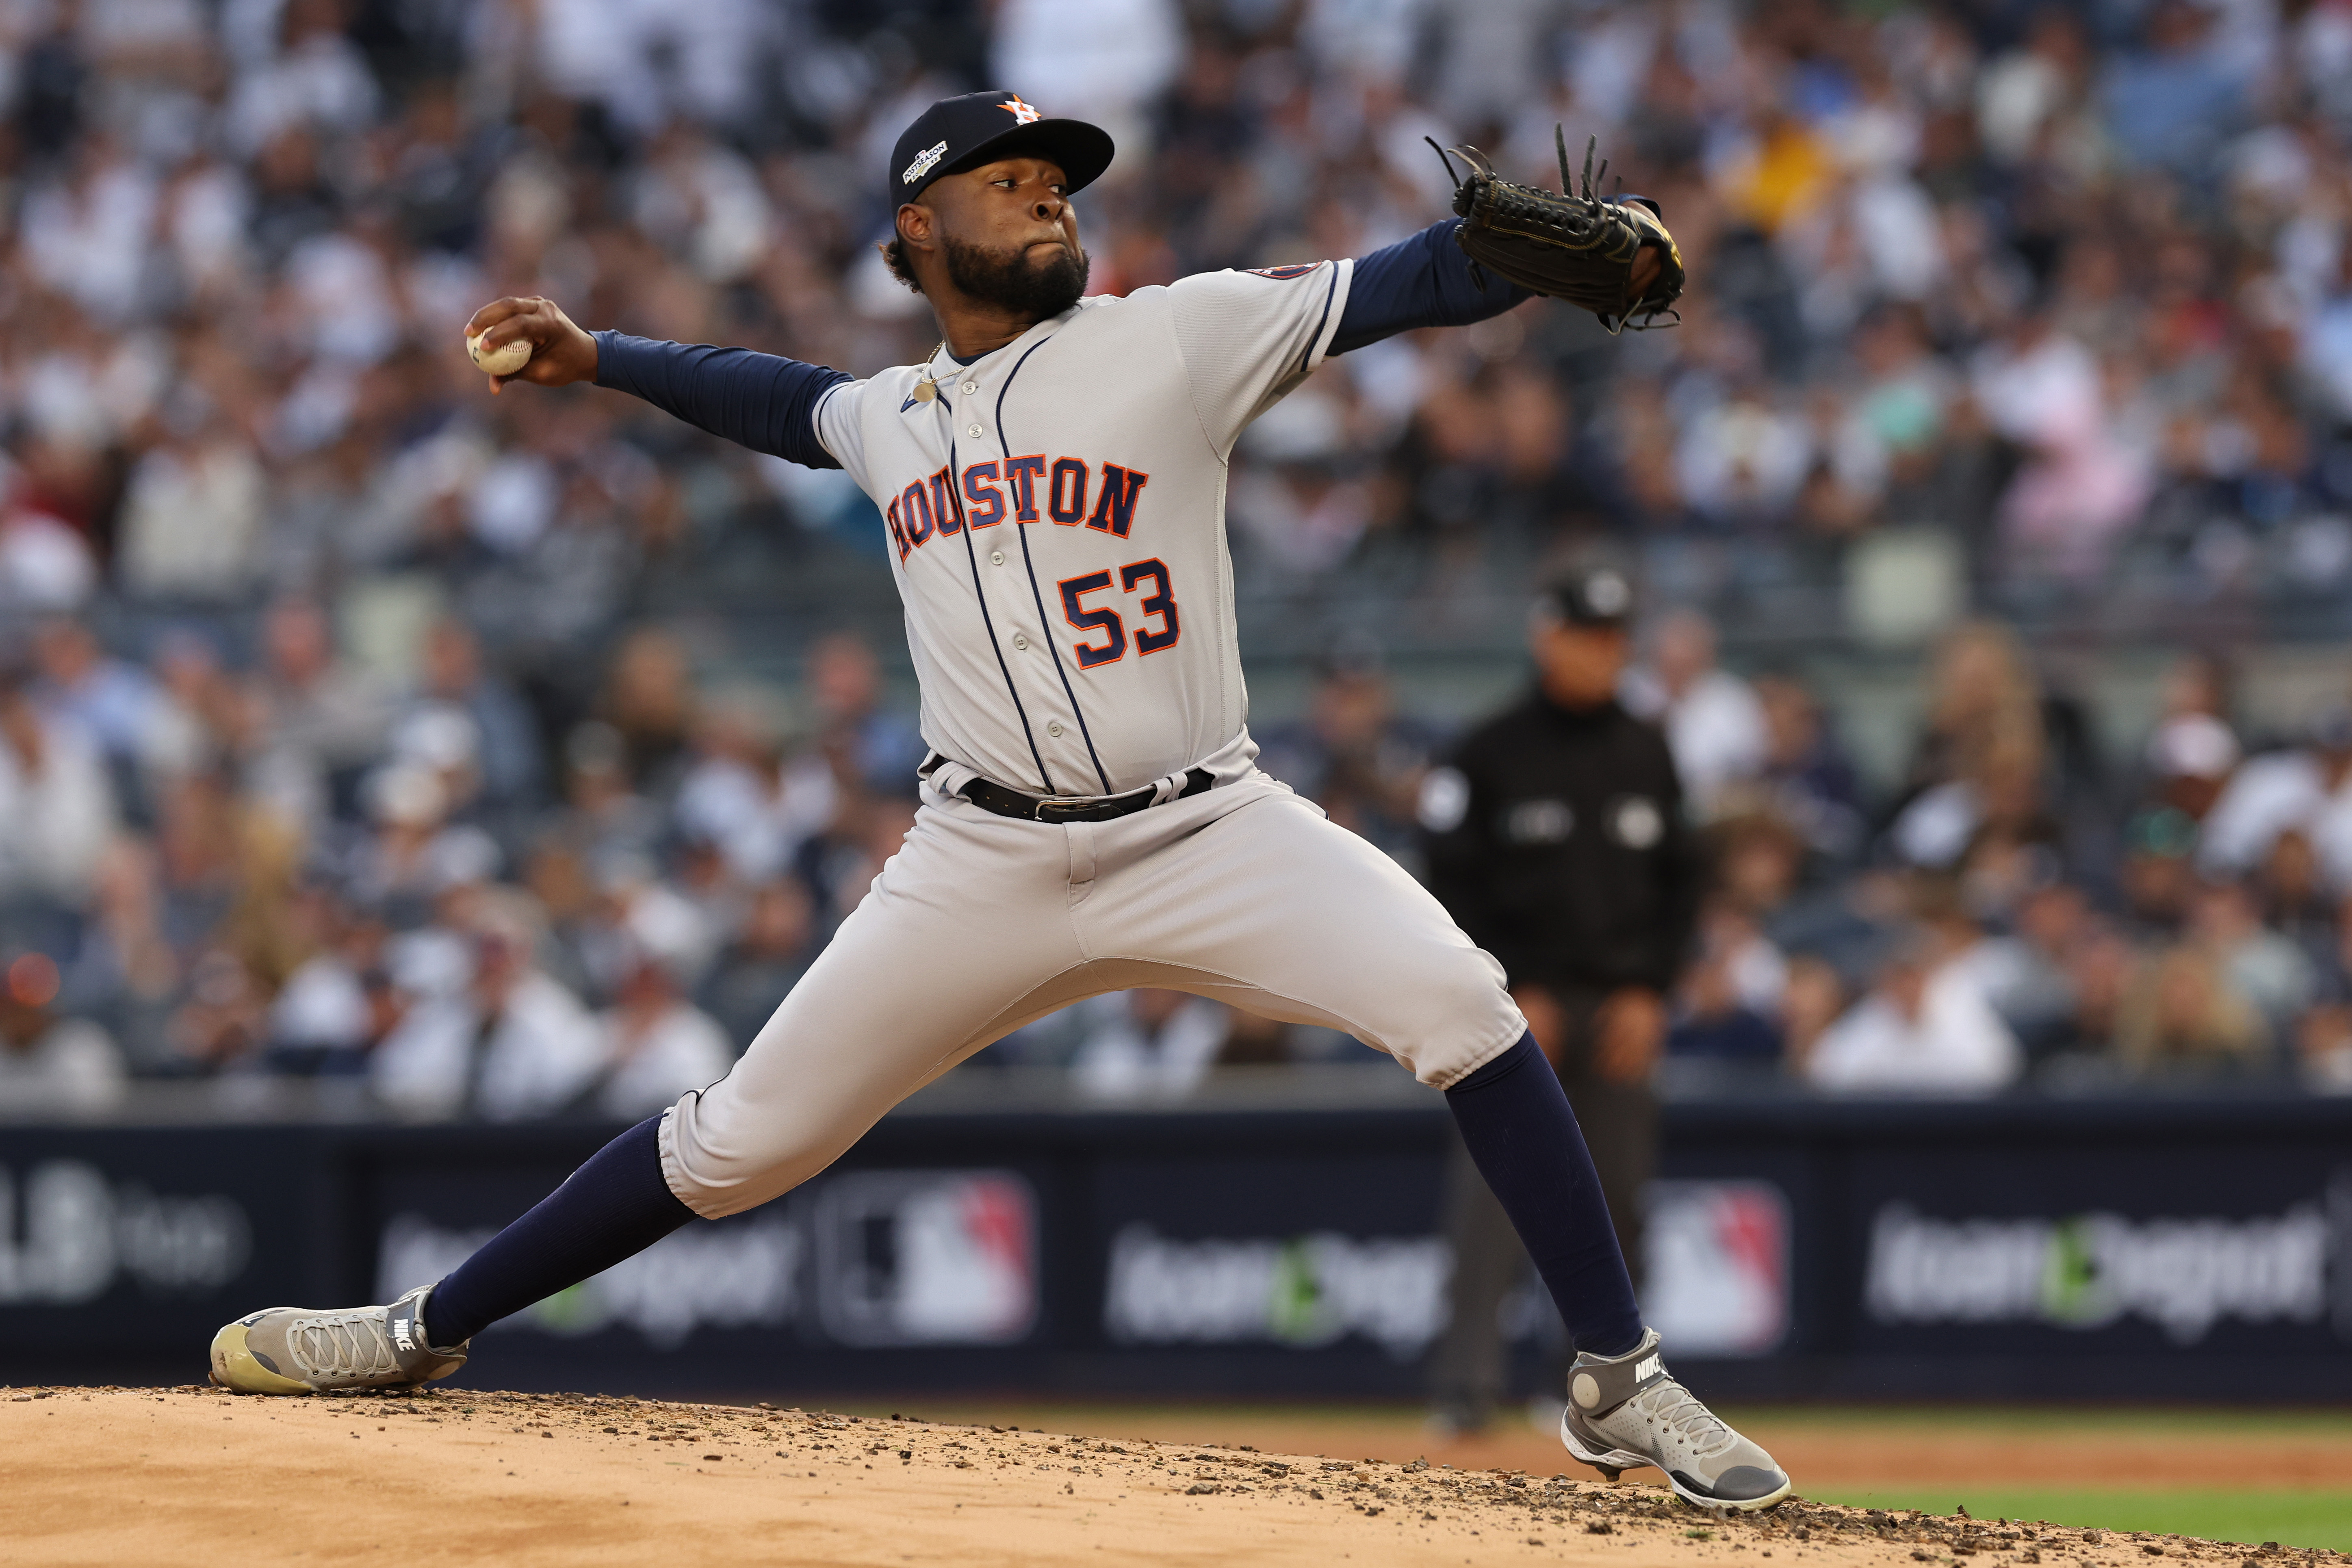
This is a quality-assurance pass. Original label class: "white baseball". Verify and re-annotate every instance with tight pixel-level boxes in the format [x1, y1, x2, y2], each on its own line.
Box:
[467, 330, 533, 377]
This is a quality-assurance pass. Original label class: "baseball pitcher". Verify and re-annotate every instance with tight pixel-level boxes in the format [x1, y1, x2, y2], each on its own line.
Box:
[209, 91, 1784, 1510]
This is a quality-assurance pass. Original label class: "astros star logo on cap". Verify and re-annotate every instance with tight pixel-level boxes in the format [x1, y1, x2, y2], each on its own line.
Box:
[1000, 94, 1043, 124]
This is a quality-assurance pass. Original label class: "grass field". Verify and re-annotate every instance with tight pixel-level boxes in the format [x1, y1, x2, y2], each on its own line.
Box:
[814, 1399, 2352, 1552]
[1799, 1485, 2352, 1551]
[1754, 1406, 2352, 1551]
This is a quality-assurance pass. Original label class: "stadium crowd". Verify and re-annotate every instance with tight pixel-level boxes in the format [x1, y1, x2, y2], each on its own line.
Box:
[2, 0, 2352, 1115]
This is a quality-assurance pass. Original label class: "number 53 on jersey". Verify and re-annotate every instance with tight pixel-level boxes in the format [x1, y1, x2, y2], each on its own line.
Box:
[1058, 559, 1180, 669]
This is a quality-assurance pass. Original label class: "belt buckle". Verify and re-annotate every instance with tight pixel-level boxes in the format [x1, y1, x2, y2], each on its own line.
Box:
[1034, 797, 1085, 823]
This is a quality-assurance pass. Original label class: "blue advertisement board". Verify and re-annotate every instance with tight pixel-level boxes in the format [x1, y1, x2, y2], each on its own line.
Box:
[5, 1098, 2349, 1399]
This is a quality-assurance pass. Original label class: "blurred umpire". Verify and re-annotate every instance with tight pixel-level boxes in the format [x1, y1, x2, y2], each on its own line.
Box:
[1417, 562, 1699, 1432]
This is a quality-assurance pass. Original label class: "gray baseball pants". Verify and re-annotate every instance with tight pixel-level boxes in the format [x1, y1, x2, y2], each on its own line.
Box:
[657, 771, 1527, 1217]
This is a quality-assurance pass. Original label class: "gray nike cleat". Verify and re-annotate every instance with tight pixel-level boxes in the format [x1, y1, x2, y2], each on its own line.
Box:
[1559, 1327, 1791, 1511]
[209, 1284, 468, 1395]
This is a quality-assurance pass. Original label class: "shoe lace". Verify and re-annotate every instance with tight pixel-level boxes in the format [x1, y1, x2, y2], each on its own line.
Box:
[1626, 1377, 1734, 1458]
[288, 1312, 399, 1381]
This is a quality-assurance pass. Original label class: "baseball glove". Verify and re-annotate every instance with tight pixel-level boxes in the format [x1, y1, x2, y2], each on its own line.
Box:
[1431, 128, 1684, 334]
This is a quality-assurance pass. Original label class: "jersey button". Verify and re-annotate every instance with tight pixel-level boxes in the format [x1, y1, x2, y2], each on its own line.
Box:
[989, 549, 1005, 566]
[1012, 633, 1029, 651]
[1047, 722, 1064, 738]
[965, 424, 983, 439]
[960, 382, 978, 395]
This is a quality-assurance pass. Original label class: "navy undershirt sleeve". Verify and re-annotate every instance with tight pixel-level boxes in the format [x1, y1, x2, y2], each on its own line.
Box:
[593, 330, 852, 470]
[1329, 218, 1532, 356]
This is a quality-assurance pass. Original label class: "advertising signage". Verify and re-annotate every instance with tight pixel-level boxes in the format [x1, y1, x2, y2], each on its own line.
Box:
[4, 1098, 2349, 1398]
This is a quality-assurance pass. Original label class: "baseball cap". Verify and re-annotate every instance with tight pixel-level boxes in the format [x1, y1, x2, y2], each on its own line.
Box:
[1539, 563, 1636, 628]
[2144, 712, 2239, 781]
[887, 91, 1116, 214]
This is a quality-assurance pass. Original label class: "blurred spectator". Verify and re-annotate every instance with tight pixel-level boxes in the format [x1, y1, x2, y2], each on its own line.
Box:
[574, 855, 718, 1005]
[30, 617, 163, 773]
[675, 698, 835, 887]
[0, 668, 118, 910]
[2112, 941, 2270, 1076]
[0, 952, 126, 1115]
[1620, 608, 1767, 819]
[61, 839, 181, 1068]
[1886, 623, 2050, 871]
[254, 598, 392, 826]
[2118, 806, 2205, 937]
[2298, 1006, 2352, 1094]
[1779, 956, 1850, 1068]
[555, 722, 665, 872]
[2296, 902, 2352, 1092]
[0, 0, 2349, 1113]
[806, 632, 924, 795]
[1747, 674, 1866, 863]
[599, 629, 697, 796]
[341, 760, 499, 926]
[1668, 901, 1787, 1067]
[1967, 881, 2093, 1058]
[371, 897, 603, 1121]
[1070, 988, 1231, 1101]
[162, 808, 312, 1072]
[794, 788, 918, 937]
[1971, 310, 2150, 582]
[2141, 650, 2240, 820]
[2189, 878, 2315, 1041]
[1669, 812, 1806, 1065]
[991, 0, 1183, 151]
[700, 879, 818, 1050]
[2145, 713, 2242, 823]
[266, 889, 388, 1076]
[588, 942, 733, 1120]
[1803, 925, 2023, 1095]
[2202, 711, 2352, 893]
[2254, 828, 2336, 965]
[414, 618, 544, 812]
[115, 419, 269, 599]
[2101, 0, 2252, 180]
[1254, 644, 1435, 858]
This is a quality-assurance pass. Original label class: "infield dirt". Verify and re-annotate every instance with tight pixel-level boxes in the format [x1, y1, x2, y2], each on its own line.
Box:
[4, 1386, 2331, 1568]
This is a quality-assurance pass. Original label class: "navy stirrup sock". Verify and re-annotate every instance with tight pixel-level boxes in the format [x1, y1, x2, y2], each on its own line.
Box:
[421, 1115, 698, 1349]
[1444, 1032, 1644, 1358]
[421, 1046, 1637, 1356]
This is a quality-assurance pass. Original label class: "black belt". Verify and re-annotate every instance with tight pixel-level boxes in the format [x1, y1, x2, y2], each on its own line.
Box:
[960, 767, 1214, 824]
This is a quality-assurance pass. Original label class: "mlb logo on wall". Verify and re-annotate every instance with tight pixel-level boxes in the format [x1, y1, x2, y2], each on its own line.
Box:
[815, 1171, 1038, 1346]
[1643, 1180, 1791, 1358]
[0, 1160, 251, 1307]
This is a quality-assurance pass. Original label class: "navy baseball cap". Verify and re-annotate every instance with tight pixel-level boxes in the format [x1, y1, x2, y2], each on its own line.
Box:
[1541, 562, 1636, 628]
[887, 91, 1115, 213]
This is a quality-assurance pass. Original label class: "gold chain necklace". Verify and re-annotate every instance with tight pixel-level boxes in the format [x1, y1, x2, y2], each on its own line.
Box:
[910, 341, 947, 403]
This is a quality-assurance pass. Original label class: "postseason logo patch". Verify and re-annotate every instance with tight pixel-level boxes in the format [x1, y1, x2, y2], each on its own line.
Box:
[902, 139, 949, 187]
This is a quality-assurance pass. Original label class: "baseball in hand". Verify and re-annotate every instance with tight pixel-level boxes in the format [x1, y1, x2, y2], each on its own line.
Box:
[467, 330, 533, 377]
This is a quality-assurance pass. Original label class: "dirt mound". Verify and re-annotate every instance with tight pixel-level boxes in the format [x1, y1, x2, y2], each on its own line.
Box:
[881, 1403, 2352, 1493]
[2, 1385, 2325, 1568]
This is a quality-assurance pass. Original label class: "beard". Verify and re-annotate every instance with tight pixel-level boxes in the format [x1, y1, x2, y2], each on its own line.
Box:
[942, 233, 1088, 321]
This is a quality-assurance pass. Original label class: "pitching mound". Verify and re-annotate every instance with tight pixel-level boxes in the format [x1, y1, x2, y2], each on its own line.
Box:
[0, 1386, 2306, 1568]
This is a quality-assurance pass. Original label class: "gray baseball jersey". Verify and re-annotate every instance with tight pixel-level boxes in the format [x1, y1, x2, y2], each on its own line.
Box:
[644, 262, 1527, 1219]
[814, 262, 1355, 799]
